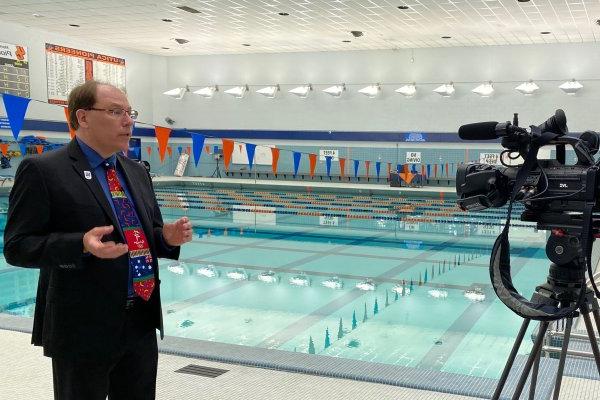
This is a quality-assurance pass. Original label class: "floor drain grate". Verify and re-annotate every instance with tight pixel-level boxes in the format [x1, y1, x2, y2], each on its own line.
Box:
[174, 364, 229, 378]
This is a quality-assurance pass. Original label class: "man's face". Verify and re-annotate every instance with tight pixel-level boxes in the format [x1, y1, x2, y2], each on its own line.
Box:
[83, 85, 134, 156]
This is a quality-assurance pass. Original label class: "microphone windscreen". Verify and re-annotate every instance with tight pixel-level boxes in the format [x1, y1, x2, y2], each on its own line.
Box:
[458, 122, 498, 140]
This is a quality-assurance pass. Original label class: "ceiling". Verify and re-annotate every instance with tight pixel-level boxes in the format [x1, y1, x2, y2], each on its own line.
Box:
[0, 0, 599, 56]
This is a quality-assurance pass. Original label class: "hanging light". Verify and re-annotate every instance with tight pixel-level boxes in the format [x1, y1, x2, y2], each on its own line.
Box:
[559, 79, 583, 95]
[193, 85, 218, 98]
[289, 84, 312, 98]
[257, 270, 278, 284]
[224, 85, 249, 98]
[256, 84, 280, 98]
[515, 80, 539, 96]
[433, 82, 455, 97]
[163, 86, 189, 100]
[355, 279, 376, 291]
[196, 264, 218, 278]
[395, 83, 417, 97]
[472, 81, 494, 97]
[321, 276, 343, 290]
[358, 83, 381, 98]
[289, 273, 310, 287]
[226, 268, 248, 280]
[322, 83, 346, 97]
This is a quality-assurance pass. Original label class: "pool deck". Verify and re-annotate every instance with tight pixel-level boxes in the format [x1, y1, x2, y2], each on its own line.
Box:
[1, 324, 599, 400]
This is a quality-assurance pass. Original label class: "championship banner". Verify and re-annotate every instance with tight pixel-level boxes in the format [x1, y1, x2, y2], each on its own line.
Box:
[0, 41, 30, 98]
[46, 43, 126, 105]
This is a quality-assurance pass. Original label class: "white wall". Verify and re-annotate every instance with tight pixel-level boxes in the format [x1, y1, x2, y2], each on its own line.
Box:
[0, 20, 158, 125]
[160, 43, 600, 133]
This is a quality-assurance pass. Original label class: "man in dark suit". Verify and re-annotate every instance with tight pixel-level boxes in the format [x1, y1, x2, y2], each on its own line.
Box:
[4, 80, 193, 399]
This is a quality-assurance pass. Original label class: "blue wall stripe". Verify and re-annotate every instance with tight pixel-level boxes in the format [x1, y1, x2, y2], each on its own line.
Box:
[12, 119, 503, 143]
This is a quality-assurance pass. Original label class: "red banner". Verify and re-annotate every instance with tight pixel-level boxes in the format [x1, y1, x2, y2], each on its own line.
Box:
[222, 139, 234, 171]
[339, 158, 346, 177]
[271, 147, 280, 174]
[154, 126, 171, 163]
[308, 153, 317, 177]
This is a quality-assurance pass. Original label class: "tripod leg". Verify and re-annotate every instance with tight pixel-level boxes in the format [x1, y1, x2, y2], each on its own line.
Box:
[492, 319, 530, 400]
[552, 317, 573, 400]
[581, 311, 600, 374]
[528, 342, 542, 400]
[591, 308, 600, 343]
[511, 321, 550, 400]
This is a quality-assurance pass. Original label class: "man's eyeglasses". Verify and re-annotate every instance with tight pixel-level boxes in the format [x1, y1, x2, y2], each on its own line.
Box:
[86, 108, 139, 120]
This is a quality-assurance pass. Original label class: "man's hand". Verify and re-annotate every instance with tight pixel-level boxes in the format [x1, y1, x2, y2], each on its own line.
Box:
[83, 225, 129, 259]
[162, 217, 193, 247]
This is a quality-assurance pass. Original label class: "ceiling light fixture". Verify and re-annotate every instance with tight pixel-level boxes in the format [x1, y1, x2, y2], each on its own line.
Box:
[395, 83, 417, 97]
[163, 86, 189, 100]
[193, 85, 218, 98]
[559, 79, 583, 95]
[256, 84, 280, 98]
[515, 80, 539, 95]
[289, 84, 312, 98]
[433, 82, 455, 97]
[472, 81, 494, 97]
[358, 83, 381, 98]
[323, 84, 346, 97]
[224, 85, 249, 98]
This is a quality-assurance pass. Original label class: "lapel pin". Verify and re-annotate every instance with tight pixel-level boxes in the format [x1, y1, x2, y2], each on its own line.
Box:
[84, 171, 92, 180]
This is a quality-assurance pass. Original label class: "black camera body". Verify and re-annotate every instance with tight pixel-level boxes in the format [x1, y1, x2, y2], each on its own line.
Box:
[456, 110, 600, 231]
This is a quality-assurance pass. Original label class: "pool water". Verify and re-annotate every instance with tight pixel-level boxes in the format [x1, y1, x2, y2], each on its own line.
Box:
[0, 187, 553, 379]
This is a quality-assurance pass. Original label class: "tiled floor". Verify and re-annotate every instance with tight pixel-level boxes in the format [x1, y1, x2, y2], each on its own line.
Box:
[2, 328, 600, 400]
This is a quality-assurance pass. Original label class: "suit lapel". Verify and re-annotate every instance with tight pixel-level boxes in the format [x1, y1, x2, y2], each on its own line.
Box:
[68, 140, 124, 240]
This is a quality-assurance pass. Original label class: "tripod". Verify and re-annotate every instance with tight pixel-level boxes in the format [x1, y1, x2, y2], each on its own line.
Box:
[211, 156, 222, 178]
[492, 258, 600, 400]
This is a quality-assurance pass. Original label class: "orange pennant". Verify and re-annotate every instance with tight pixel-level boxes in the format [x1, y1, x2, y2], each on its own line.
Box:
[0, 143, 8, 156]
[271, 147, 280, 174]
[154, 126, 172, 163]
[167, 146, 172, 157]
[308, 153, 317, 177]
[63, 107, 76, 139]
[205, 145, 210, 154]
[399, 164, 415, 184]
[35, 145, 44, 154]
[339, 158, 346, 177]
[222, 139, 234, 171]
[146, 146, 152, 156]
[365, 160, 370, 176]
[187, 146, 191, 155]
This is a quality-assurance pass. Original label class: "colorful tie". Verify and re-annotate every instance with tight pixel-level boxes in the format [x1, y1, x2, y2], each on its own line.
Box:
[104, 162, 155, 301]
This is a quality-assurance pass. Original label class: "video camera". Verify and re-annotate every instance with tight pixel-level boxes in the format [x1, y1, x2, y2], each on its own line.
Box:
[455, 109, 600, 325]
[456, 110, 600, 231]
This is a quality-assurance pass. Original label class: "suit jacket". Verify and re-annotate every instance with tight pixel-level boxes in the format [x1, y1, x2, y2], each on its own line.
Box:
[4, 139, 180, 361]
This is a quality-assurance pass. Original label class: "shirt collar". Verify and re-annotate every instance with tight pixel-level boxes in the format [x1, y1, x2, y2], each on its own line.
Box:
[76, 137, 117, 169]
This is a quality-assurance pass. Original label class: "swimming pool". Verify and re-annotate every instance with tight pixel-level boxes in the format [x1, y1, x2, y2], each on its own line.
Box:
[0, 186, 552, 380]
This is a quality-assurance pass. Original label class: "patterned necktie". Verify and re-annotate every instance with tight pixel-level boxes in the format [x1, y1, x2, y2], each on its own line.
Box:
[104, 162, 155, 301]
